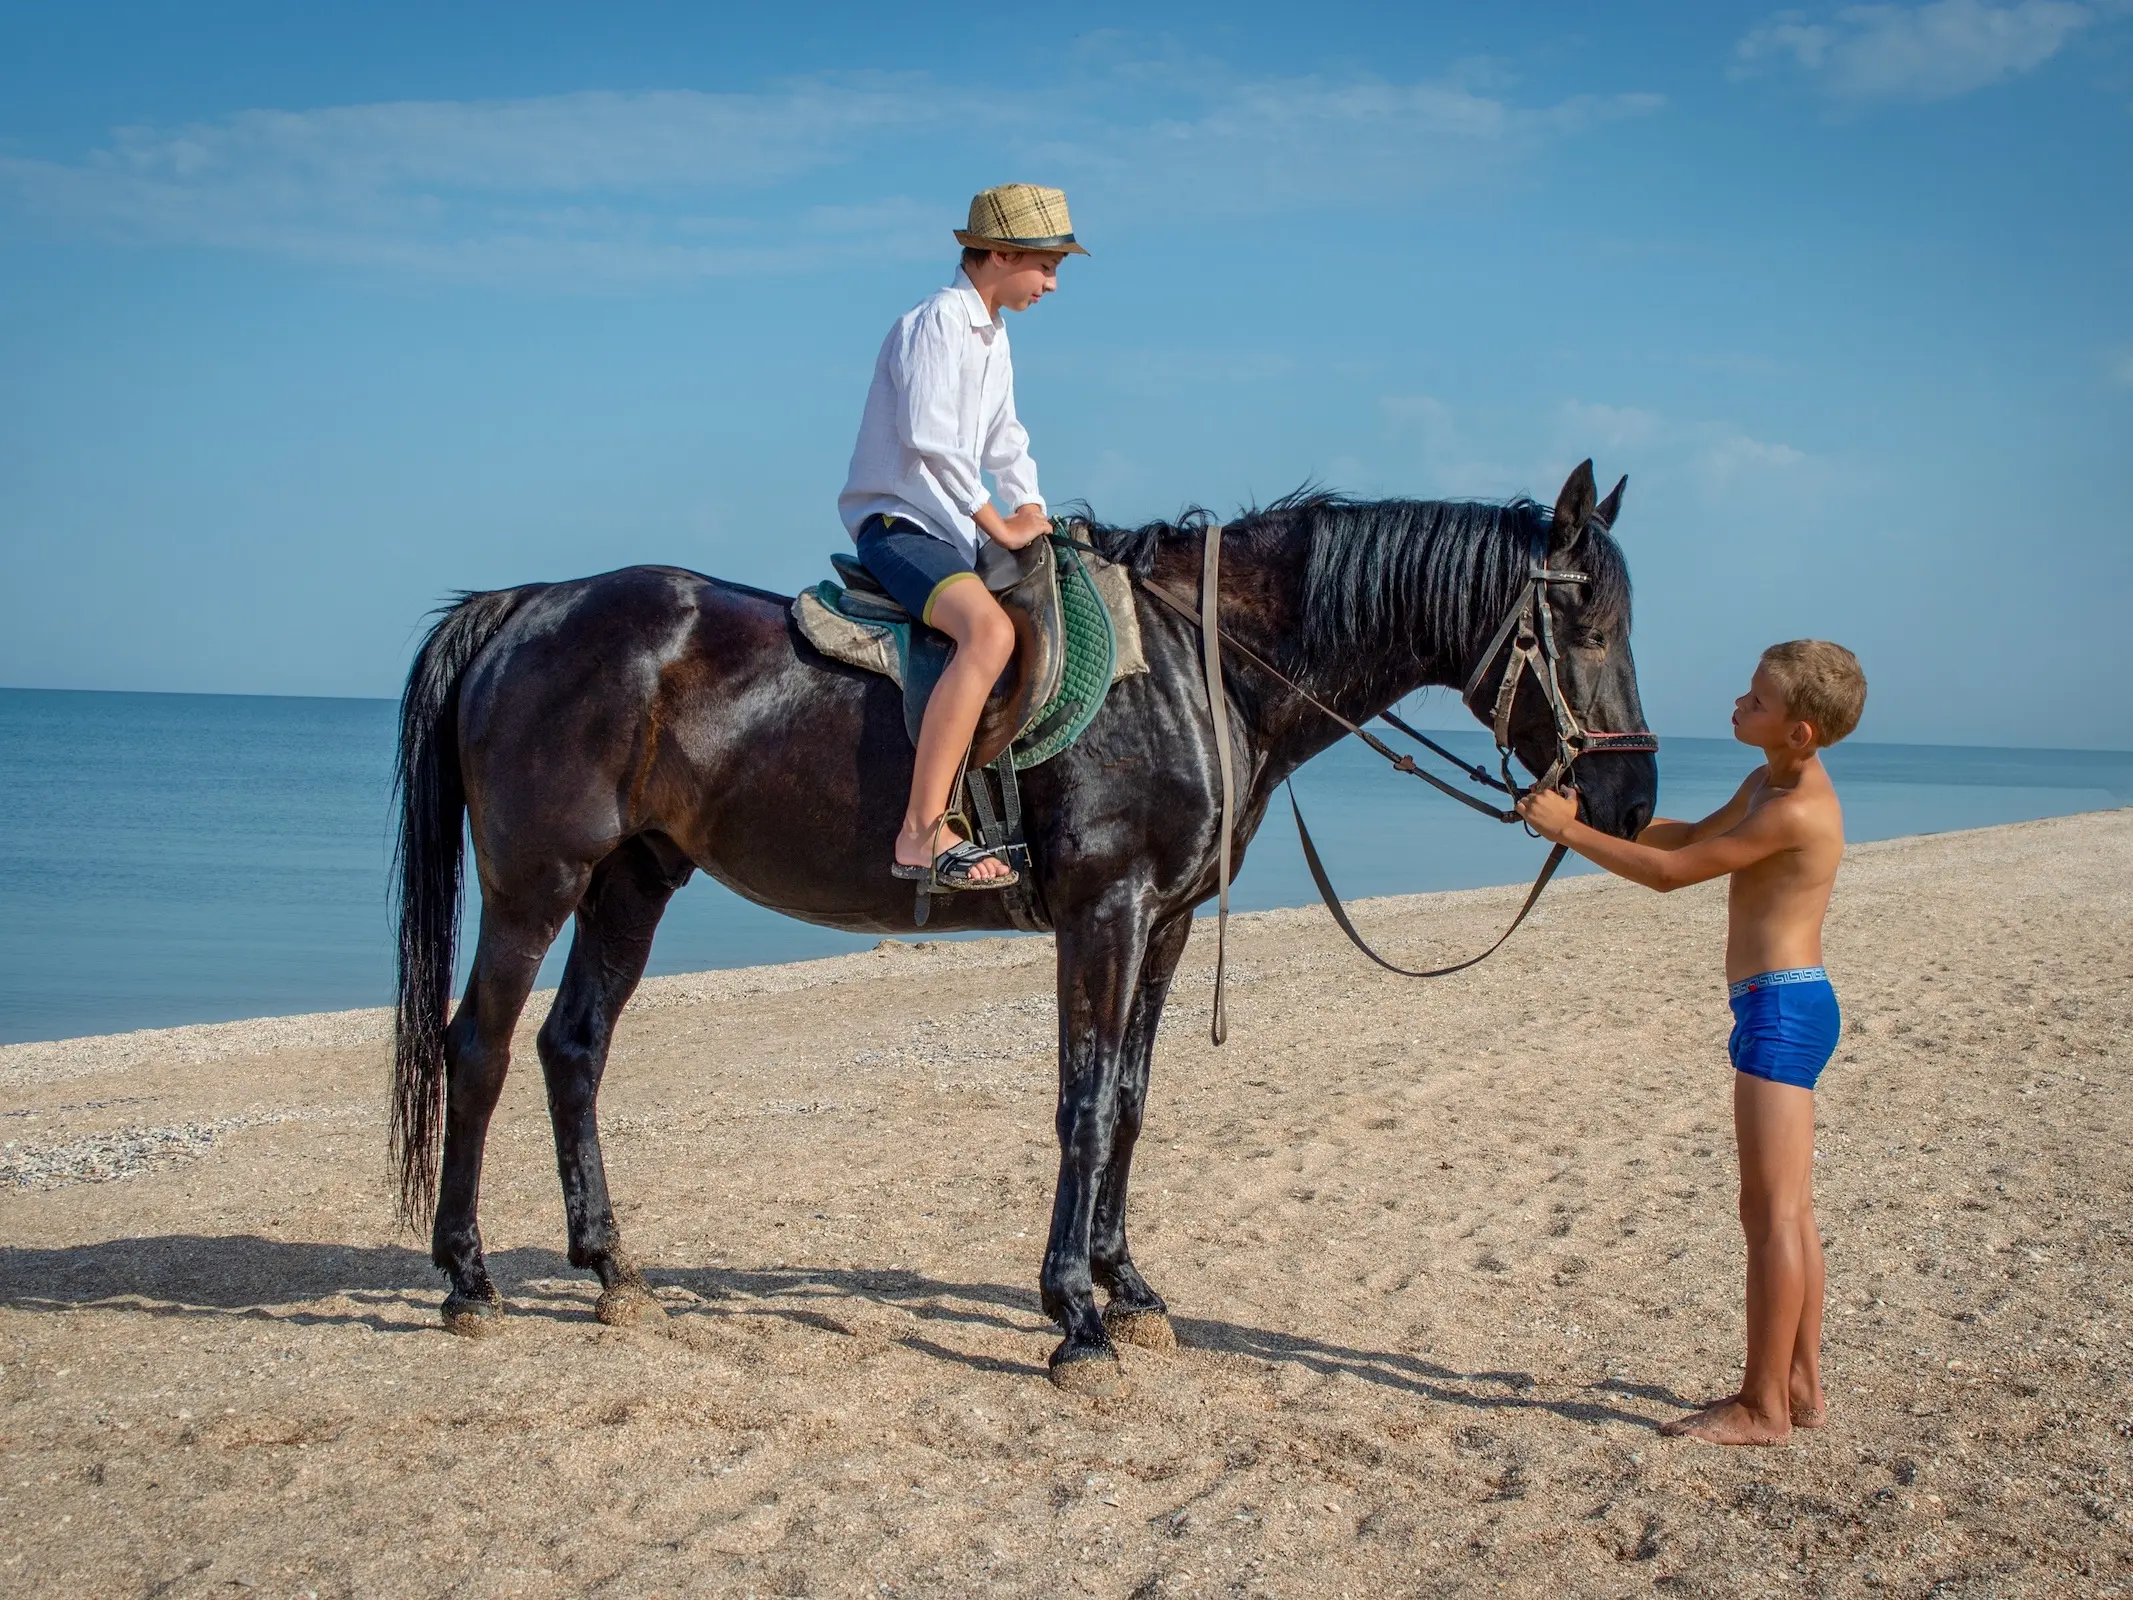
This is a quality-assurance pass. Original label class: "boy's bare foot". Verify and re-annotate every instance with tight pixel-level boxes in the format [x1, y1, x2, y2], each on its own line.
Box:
[1660, 1398, 1791, 1446]
[1691, 1387, 1826, 1429]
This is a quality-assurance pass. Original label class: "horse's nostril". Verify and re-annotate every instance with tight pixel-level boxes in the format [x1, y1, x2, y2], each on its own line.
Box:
[1625, 801, 1652, 839]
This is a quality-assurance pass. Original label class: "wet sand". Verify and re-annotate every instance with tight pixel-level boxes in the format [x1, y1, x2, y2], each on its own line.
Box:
[2, 810, 2129, 1598]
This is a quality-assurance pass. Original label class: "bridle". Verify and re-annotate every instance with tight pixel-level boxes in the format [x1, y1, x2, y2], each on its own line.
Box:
[1057, 514, 1658, 1043]
[1455, 523, 1661, 805]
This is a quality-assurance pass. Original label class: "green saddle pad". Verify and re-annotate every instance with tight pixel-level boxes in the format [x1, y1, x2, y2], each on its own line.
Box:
[1007, 537, 1116, 769]
[807, 533, 1118, 770]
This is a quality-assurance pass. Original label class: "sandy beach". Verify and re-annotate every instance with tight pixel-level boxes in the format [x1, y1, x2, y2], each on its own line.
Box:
[2, 810, 2128, 1598]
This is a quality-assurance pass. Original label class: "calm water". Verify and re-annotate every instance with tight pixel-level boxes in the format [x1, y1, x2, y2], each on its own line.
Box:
[3, 686, 2128, 1045]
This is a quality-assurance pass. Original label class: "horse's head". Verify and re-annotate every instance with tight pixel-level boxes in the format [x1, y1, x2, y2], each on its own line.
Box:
[1482, 461, 1658, 841]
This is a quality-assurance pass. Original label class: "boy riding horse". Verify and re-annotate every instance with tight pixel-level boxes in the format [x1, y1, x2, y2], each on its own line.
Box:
[838, 183, 1085, 892]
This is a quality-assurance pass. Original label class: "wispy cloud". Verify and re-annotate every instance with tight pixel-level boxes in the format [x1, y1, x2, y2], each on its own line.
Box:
[1379, 393, 1529, 496]
[1371, 394, 1802, 505]
[2110, 350, 2133, 386]
[0, 85, 947, 281]
[1560, 400, 1662, 453]
[1034, 74, 1663, 211]
[0, 66, 1662, 285]
[1555, 401, 1813, 499]
[1736, 0, 2099, 102]
[1698, 430, 1809, 485]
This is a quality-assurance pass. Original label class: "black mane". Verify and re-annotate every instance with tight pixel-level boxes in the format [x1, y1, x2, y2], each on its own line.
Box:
[1076, 490, 1630, 689]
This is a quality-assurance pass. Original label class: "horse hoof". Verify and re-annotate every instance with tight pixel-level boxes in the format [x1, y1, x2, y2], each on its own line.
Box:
[1048, 1348, 1129, 1398]
[1103, 1307, 1177, 1355]
[441, 1292, 503, 1337]
[595, 1283, 666, 1328]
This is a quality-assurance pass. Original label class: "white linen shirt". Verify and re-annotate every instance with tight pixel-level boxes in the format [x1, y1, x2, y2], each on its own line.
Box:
[838, 270, 1044, 563]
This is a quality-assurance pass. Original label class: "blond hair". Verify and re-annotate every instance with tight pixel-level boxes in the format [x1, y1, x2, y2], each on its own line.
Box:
[1759, 640, 1867, 747]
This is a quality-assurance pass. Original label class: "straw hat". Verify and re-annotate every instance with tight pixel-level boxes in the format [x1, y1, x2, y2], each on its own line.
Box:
[954, 184, 1089, 256]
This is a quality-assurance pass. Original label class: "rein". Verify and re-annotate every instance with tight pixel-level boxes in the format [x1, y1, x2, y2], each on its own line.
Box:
[1054, 521, 1658, 1042]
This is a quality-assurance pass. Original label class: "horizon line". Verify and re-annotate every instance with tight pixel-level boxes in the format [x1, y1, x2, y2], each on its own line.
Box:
[2, 683, 2128, 757]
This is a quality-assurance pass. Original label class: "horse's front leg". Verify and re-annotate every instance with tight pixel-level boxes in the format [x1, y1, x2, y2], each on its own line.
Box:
[1090, 910, 1191, 1355]
[1041, 892, 1150, 1391]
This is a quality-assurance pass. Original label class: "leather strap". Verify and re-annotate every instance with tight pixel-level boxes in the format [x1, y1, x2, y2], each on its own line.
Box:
[1292, 783, 1569, 978]
[1201, 522, 1237, 1046]
[965, 756, 1043, 932]
[1048, 522, 1647, 1024]
[1056, 525, 1651, 805]
[1379, 712, 1515, 796]
[1106, 544, 1520, 822]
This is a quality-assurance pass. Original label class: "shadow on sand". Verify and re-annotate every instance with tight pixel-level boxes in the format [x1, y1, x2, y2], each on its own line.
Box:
[0, 1234, 1690, 1426]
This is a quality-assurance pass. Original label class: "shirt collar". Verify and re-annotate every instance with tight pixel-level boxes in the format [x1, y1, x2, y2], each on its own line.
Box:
[950, 268, 1002, 332]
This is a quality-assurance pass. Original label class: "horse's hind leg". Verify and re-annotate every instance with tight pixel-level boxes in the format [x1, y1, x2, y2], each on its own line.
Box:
[435, 880, 584, 1331]
[536, 834, 691, 1327]
[1092, 911, 1191, 1356]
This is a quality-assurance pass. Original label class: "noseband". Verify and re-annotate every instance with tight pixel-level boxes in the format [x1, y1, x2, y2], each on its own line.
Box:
[1457, 526, 1660, 806]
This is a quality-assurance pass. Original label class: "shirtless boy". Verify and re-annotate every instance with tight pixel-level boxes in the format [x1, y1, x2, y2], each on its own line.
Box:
[1517, 639, 1868, 1446]
[839, 183, 1085, 891]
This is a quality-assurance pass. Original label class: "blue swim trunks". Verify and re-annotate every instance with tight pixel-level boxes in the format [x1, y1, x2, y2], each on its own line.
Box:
[1727, 967, 1840, 1091]
[854, 514, 977, 626]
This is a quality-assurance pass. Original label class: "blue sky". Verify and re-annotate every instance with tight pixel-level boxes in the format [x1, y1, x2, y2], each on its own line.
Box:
[1, 1, 2128, 746]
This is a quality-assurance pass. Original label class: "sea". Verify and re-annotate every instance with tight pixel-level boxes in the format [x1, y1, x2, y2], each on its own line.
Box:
[3, 686, 2128, 1046]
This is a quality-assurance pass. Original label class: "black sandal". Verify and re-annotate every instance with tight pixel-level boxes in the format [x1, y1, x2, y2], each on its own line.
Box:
[889, 837, 1020, 891]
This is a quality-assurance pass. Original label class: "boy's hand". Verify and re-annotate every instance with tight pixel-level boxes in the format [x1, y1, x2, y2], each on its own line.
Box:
[985, 504, 1052, 550]
[1515, 786, 1579, 841]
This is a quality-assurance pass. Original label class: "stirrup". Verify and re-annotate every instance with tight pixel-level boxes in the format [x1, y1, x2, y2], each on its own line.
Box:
[889, 810, 1021, 892]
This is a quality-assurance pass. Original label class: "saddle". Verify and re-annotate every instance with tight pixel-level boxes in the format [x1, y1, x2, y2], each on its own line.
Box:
[834, 537, 1064, 770]
[794, 530, 1145, 772]
[793, 529, 1147, 930]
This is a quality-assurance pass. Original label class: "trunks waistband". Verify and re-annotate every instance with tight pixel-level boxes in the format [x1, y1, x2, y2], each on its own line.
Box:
[1728, 966, 1830, 1001]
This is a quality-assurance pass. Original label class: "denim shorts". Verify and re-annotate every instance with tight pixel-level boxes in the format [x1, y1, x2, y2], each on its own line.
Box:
[853, 515, 976, 626]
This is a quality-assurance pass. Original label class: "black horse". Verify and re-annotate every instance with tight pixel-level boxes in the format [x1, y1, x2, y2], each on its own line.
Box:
[391, 461, 1658, 1389]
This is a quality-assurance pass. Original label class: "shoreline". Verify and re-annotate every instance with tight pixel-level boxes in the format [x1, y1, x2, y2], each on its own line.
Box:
[5, 806, 2124, 1070]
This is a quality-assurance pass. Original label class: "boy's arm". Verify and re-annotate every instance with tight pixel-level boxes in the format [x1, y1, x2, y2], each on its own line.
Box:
[1518, 785, 1799, 892]
[895, 307, 989, 521]
[980, 366, 1043, 520]
[1635, 771, 1762, 850]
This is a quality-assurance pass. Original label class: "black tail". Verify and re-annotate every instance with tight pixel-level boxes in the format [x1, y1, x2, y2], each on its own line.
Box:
[391, 587, 535, 1231]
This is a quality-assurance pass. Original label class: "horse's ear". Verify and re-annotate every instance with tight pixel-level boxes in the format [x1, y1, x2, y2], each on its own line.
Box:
[1550, 460, 1598, 558]
[1593, 474, 1627, 533]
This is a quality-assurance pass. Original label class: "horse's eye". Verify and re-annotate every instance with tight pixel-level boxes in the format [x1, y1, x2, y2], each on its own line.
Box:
[1573, 631, 1608, 651]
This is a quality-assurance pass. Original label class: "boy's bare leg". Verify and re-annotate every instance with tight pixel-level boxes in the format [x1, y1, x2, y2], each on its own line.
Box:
[896, 577, 1016, 880]
[1689, 1195, 1828, 1424]
[1662, 1072, 1818, 1445]
[1790, 1202, 1827, 1425]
